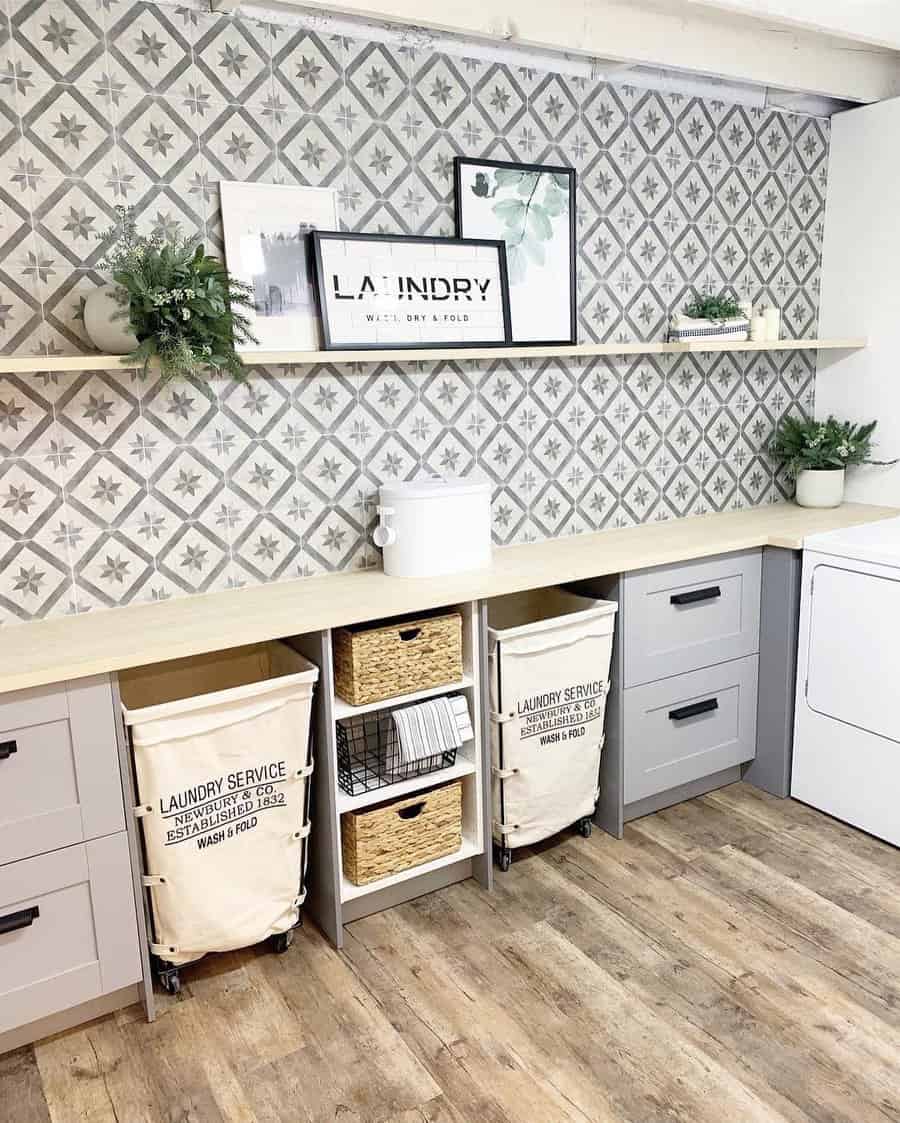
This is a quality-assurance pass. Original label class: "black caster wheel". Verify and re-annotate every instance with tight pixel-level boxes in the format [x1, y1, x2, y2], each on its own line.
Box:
[160, 970, 181, 996]
[578, 817, 593, 838]
[271, 930, 294, 954]
[494, 843, 512, 872]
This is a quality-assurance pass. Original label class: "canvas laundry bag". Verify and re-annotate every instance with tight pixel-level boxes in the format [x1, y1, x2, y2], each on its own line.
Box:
[489, 589, 617, 848]
[121, 643, 318, 967]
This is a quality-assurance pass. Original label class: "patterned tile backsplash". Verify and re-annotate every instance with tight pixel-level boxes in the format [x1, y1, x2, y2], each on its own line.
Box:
[0, 0, 828, 624]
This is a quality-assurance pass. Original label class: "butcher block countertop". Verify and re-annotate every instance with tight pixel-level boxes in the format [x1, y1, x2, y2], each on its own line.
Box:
[2, 501, 896, 694]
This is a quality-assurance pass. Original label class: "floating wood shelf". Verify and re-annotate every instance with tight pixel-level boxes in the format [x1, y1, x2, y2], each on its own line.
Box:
[0, 338, 867, 375]
[680, 338, 864, 353]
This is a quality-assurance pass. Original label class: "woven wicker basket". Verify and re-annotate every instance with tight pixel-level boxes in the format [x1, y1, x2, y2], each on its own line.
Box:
[341, 779, 463, 885]
[332, 612, 463, 706]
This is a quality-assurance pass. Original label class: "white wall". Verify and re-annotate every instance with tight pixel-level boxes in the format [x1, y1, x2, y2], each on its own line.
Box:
[815, 97, 900, 504]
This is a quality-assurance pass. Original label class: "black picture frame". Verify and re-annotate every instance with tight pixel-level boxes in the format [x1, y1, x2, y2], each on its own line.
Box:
[310, 231, 513, 351]
[453, 157, 577, 347]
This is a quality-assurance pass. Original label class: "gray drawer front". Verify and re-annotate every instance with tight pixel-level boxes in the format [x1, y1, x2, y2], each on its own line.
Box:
[623, 550, 761, 687]
[0, 834, 141, 1034]
[623, 656, 758, 804]
[0, 677, 125, 866]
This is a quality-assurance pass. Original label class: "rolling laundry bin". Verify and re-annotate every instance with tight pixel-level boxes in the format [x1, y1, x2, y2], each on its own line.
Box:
[488, 588, 617, 870]
[120, 642, 318, 994]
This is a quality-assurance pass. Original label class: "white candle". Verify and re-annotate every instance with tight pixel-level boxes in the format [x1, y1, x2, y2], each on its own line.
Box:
[750, 315, 767, 342]
[763, 306, 781, 341]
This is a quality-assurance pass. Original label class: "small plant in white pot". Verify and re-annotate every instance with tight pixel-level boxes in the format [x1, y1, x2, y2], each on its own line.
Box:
[83, 207, 257, 382]
[770, 415, 894, 508]
[668, 293, 750, 343]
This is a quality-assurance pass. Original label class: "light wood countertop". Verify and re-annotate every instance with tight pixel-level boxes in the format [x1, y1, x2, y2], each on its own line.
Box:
[3, 501, 895, 694]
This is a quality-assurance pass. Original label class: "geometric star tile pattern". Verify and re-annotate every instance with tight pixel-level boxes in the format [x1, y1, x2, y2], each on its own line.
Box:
[0, 0, 827, 623]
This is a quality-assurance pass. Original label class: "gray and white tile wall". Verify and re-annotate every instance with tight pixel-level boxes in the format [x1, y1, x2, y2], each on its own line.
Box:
[0, 0, 829, 624]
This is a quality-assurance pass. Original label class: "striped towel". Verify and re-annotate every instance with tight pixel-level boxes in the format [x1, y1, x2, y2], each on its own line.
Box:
[449, 695, 474, 743]
[391, 695, 472, 764]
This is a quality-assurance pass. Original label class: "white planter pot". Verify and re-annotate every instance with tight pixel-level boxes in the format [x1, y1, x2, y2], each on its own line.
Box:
[794, 468, 845, 508]
[83, 284, 138, 354]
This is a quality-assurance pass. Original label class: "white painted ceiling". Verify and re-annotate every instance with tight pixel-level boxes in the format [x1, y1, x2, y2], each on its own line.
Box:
[684, 0, 900, 52]
[236, 0, 900, 106]
[651, 0, 898, 52]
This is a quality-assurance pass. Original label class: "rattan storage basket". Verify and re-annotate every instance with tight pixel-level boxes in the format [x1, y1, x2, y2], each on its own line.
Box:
[332, 611, 463, 706]
[341, 779, 463, 885]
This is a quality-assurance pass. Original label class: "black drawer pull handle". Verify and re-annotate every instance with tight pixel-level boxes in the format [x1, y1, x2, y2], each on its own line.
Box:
[0, 740, 16, 760]
[670, 586, 721, 606]
[669, 698, 719, 722]
[399, 628, 421, 642]
[0, 905, 40, 935]
[397, 801, 425, 820]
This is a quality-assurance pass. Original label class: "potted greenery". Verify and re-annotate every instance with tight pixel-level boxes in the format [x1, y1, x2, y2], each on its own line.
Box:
[83, 208, 257, 381]
[770, 415, 895, 508]
[668, 293, 750, 344]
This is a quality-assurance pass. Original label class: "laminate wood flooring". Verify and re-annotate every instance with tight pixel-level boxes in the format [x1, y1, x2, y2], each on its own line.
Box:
[4, 783, 898, 1123]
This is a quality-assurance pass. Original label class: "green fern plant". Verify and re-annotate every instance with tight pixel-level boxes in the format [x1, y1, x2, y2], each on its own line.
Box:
[99, 207, 257, 382]
[770, 415, 893, 475]
[682, 294, 744, 322]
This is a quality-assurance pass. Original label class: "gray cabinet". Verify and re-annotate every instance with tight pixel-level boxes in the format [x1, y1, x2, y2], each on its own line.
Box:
[593, 549, 763, 837]
[623, 656, 758, 803]
[0, 834, 141, 1034]
[0, 675, 145, 1051]
[622, 550, 761, 686]
[0, 677, 125, 866]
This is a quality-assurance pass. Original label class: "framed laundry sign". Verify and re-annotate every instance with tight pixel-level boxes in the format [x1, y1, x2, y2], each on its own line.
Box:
[454, 157, 577, 346]
[310, 231, 512, 350]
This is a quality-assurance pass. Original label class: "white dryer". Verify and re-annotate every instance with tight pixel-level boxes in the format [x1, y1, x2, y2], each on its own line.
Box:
[792, 517, 900, 846]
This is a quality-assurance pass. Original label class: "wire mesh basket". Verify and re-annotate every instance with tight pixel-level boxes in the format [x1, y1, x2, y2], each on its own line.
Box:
[336, 708, 457, 796]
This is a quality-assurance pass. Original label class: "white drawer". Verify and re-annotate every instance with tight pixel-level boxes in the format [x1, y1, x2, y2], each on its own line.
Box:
[0, 834, 141, 1034]
[623, 550, 761, 687]
[623, 656, 758, 804]
[0, 677, 125, 866]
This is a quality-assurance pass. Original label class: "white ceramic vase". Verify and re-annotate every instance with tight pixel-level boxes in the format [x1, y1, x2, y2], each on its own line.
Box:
[794, 467, 845, 508]
[83, 284, 138, 354]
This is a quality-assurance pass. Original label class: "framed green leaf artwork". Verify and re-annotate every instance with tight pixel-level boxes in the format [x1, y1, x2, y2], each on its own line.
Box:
[454, 158, 576, 345]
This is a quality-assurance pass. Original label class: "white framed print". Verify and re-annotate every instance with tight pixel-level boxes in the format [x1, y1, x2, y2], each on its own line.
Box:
[310, 232, 512, 350]
[454, 158, 576, 346]
[219, 181, 339, 351]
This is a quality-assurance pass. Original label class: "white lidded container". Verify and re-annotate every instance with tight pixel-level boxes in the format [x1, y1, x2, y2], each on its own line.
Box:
[374, 477, 492, 577]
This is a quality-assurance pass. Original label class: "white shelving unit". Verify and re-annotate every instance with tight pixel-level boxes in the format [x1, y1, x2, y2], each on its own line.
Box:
[335, 754, 477, 814]
[302, 601, 490, 946]
[0, 338, 867, 375]
[332, 674, 474, 720]
[340, 839, 484, 902]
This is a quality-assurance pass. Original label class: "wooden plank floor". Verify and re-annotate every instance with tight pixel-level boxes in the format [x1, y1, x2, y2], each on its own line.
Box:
[3, 783, 899, 1123]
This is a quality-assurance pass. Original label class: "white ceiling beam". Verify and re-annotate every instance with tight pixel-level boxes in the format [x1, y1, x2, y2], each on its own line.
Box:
[265, 0, 900, 103]
[684, 0, 900, 53]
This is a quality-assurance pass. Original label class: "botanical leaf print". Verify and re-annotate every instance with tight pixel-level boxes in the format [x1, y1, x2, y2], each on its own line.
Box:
[471, 167, 570, 285]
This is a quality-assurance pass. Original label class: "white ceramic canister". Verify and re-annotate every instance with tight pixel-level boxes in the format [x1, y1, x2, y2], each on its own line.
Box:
[750, 315, 767, 342]
[763, 305, 781, 341]
[374, 477, 492, 577]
